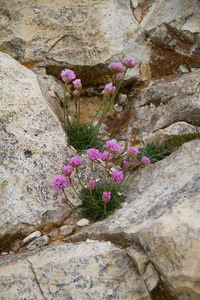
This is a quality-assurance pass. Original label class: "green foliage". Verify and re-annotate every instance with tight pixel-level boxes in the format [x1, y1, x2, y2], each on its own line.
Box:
[170, 131, 200, 148]
[121, 142, 171, 168]
[80, 183, 125, 222]
[65, 121, 102, 153]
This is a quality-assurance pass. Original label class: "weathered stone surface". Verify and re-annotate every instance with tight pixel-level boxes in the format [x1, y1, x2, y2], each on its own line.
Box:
[76, 218, 90, 227]
[68, 140, 200, 299]
[0, 0, 138, 84]
[0, 52, 100, 234]
[120, 69, 200, 144]
[21, 231, 42, 247]
[21, 235, 50, 252]
[0, 241, 151, 299]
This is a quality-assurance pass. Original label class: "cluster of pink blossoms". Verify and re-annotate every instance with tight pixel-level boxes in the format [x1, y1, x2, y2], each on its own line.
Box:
[63, 165, 72, 176]
[87, 148, 101, 160]
[106, 140, 120, 152]
[87, 180, 95, 190]
[60, 69, 76, 82]
[51, 175, 67, 192]
[128, 147, 140, 158]
[69, 157, 83, 167]
[73, 79, 82, 89]
[112, 170, 123, 183]
[102, 191, 111, 202]
[140, 156, 150, 167]
[102, 82, 116, 96]
[108, 62, 123, 73]
[101, 151, 112, 161]
[123, 56, 136, 68]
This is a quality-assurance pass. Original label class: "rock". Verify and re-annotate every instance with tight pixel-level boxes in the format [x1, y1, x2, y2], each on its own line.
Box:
[114, 103, 123, 112]
[68, 140, 200, 299]
[21, 235, 50, 251]
[76, 218, 90, 227]
[21, 231, 42, 247]
[121, 69, 200, 144]
[59, 225, 75, 238]
[118, 93, 127, 104]
[0, 0, 137, 84]
[0, 241, 151, 299]
[0, 52, 101, 242]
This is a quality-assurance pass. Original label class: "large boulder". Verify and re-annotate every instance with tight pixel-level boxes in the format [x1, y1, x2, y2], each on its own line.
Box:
[68, 140, 200, 299]
[0, 52, 94, 236]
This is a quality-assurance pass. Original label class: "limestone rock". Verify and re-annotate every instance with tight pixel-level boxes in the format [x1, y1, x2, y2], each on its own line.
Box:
[121, 69, 200, 144]
[21, 235, 50, 252]
[68, 140, 200, 299]
[21, 231, 42, 247]
[0, 52, 100, 238]
[76, 218, 90, 227]
[0, 241, 151, 299]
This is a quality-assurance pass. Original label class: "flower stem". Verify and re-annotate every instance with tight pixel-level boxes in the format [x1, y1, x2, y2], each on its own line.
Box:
[76, 169, 85, 189]
[89, 96, 107, 126]
[62, 189, 77, 209]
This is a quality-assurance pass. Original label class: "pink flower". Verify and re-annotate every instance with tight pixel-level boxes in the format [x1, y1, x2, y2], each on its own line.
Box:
[87, 148, 101, 160]
[69, 157, 83, 167]
[123, 57, 136, 68]
[60, 69, 76, 82]
[87, 180, 95, 190]
[73, 79, 82, 89]
[108, 62, 123, 73]
[128, 147, 139, 158]
[102, 82, 116, 96]
[106, 140, 120, 152]
[112, 170, 123, 183]
[61, 197, 68, 203]
[101, 151, 112, 161]
[140, 156, 150, 167]
[102, 191, 111, 202]
[63, 165, 72, 176]
[115, 73, 123, 81]
[51, 175, 67, 192]
[107, 162, 113, 169]
[123, 161, 130, 168]
[131, 160, 137, 168]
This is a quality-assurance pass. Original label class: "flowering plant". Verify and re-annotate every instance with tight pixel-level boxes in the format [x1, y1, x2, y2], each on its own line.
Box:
[51, 140, 150, 221]
[60, 57, 136, 152]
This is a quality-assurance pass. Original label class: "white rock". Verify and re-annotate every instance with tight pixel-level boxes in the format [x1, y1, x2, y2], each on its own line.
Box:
[21, 231, 42, 246]
[114, 103, 123, 112]
[76, 218, 90, 227]
[118, 93, 127, 104]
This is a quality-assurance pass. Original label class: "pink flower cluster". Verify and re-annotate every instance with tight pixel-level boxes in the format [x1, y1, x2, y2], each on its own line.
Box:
[87, 148, 101, 160]
[123, 57, 136, 68]
[60, 69, 76, 82]
[73, 79, 82, 89]
[102, 82, 116, 96]
[115, 73, 122, 82]
[69, 157, 83, 167]
[140, 156, 150, 167]
[102, 191, 111, 202]
[63, 166, 72, 176]
[101, 151, 112, 161]
[112, 170, 123, 183]
[106, 140, 120, 152]
[108, 62, 123, 73]
[128, 147, 139, 158]
[123, 161, 130, 168]
[51, 175, 67, 192]
[87, 180, 95, 190]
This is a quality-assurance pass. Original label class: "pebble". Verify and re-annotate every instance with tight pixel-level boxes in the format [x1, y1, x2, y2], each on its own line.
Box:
[76, 218, 90, 227]
[24, 235, 50, 251]
[21, 231, 42, 246]
[118, 93, 127, 104]
[114, 103, 123, 112]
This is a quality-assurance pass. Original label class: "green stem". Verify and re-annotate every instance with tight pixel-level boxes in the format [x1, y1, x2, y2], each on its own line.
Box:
[91, 161, 97, 191]
[76, 169, 85, 189]
[70, 178, 84, 201]
[104, 154, 109, 189]
[62, 189, 77, 209]
[124, 166, 141, 188]
[77, 98, 81, 124]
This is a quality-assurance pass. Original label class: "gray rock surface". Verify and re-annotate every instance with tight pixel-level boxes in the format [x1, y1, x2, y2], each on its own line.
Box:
[68, 140, 200, 299]
[0, 241, 151, 300]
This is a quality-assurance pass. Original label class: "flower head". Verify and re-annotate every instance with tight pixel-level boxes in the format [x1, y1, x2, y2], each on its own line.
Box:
[87, 148, 101, 160]
[51, 175, 67, 192]
[115, 73, 123, 82]
[73, 79, 82, 89]
[87, 180, 95, 190]
[101, 151, 112, 161]
[112, 170, 123, 183]
[61, 197, 68, 203]
[108, 62, 123, 73]
[123, 161, 130, 168]
[140, 156, 150, 167]
[102, 191, 111, 202]
[107, 162, 113, 169]
[102, 82, 116, 96]
[60, 69, 76, 82]
[128, 147, 139, 158]
[131, 160, 137, 168]
[123, 57, 136, 68]
[69, 157, 83, 167]
[63, 165, 72, 176]
[106, 140, 120, 152]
